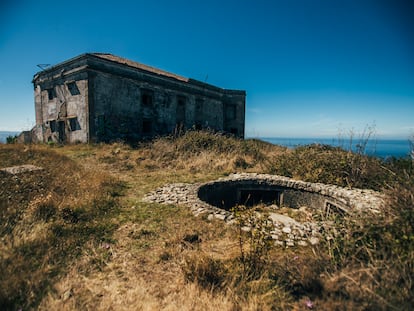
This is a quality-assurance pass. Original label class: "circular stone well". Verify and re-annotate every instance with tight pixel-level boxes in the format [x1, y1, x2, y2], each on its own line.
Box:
[197, 178, 346, 213]
[142, 173, 384, 247]
[143, 173, 383, 217]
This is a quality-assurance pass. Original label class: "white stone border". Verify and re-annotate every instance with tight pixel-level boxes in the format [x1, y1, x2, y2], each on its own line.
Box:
[142, 173, 384, 221]
[142, 173, 384, 247]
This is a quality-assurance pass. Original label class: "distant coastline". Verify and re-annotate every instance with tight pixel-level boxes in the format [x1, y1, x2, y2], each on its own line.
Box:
[258, 137, 412, 159]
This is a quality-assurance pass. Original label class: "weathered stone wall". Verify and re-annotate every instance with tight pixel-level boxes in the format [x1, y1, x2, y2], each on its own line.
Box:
[32, 53, 245, 143]
[89, 71, 229, 141]
[33, 68, 89, 143]
[88, 62, 244, 142]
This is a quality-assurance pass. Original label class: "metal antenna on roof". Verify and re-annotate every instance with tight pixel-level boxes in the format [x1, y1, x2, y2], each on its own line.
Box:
[204, 74, 209, 83]
[37, 64, 51, 71]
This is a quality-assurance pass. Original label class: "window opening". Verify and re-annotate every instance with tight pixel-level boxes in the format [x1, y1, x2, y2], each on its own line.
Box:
[142, 119, 152, 133]
[47, 88, 55, 100]
[176, 96, 186, 124]
[97, 115, 105, 137]
[141, 90, 154, 107]
[195, 98, 204, 129]
[58, 120, 66, 142]
[68, 117, 81, 131]
[49, 120, 57, 132]
[67, 82, 80, 95]
[225, 104, 236, 120]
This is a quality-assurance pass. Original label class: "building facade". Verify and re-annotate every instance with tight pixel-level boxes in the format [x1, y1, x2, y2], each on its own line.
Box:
[31, 53, 245, 143]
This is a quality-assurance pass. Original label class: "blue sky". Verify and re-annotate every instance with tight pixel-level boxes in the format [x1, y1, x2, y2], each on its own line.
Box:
[1, 0, 413, 138]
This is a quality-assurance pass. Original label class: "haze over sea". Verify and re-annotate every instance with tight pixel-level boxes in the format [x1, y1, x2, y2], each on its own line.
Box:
[259, 137, 413, 159]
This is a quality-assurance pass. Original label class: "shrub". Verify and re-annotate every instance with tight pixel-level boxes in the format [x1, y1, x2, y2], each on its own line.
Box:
[317, 171, 414, 309]
[268, 143, 393, 190]
[6, 135, 17, 144]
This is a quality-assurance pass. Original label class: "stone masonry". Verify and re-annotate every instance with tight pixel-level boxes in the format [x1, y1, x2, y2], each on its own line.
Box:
[30, 53, 246, 144]
[143, 173, 384, 247]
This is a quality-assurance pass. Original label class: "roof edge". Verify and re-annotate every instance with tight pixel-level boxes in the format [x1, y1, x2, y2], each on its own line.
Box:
[32, 53, 246, 94]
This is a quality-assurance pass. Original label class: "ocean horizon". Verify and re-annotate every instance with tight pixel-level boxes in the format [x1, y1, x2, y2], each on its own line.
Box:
[258, 137, 413, 159]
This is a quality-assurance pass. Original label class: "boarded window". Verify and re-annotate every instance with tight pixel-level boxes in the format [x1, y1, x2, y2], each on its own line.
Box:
[141, 90, 154, 107]
[67, 82, 80, 95]
[68, 117, 81, 131]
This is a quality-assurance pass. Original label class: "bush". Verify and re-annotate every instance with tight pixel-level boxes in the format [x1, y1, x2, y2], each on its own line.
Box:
[6, 135, 17, 144]
[317, 171, 414, 309]
[268, 143, 395, 190]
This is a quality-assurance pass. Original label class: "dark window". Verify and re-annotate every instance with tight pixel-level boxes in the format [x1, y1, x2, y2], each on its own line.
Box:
[97, 115, 105, 137]
[67, 82, 80, 95]
[225, 104, 236, 120]
[141, 90, 154, 107]
[176, 96, 186, 124]
[195, 98, 204, 128]
[50, 120, 57, 132]
[47, 88, 55, 100]
[142, 119, 152, 133]
[68, 117, 81, 131]
[58, 121, 66, 142]
[230, 128, 238, 135]
[195, 98, 203, 114]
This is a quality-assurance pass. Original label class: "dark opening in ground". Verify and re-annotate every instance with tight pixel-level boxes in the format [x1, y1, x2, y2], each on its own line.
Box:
[197, 180, 284, 210]
[239, 189, 280, 207]
[197, 179, 346, 213]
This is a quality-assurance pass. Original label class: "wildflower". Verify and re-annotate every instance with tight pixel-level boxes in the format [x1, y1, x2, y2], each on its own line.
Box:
[101, 242, 111, 249]
[304, 298, 314, 309]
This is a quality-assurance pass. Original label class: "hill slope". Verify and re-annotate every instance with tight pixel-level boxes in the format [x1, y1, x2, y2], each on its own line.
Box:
[1, 131, 413, 310]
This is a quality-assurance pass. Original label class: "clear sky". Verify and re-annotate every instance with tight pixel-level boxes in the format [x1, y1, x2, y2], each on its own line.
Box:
[1, 0, 413, 138]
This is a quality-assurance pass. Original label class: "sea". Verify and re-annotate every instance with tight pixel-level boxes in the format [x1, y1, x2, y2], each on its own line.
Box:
[258, 137, 413, 159]
[0, 131, 20, 144]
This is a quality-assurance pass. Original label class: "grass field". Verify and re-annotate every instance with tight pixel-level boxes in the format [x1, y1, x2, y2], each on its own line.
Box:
[1, 131, 413, 310]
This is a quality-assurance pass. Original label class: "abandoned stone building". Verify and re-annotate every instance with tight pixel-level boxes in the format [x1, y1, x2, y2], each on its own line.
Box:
[30, 53, 246, 143]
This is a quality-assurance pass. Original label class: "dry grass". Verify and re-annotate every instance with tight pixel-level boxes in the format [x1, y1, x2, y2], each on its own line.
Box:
[1, 131, 413, 310]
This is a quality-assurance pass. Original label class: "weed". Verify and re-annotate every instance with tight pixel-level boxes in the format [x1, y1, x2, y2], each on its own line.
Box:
[183, 253, 229, 291]
[232, 205, 273, 279]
